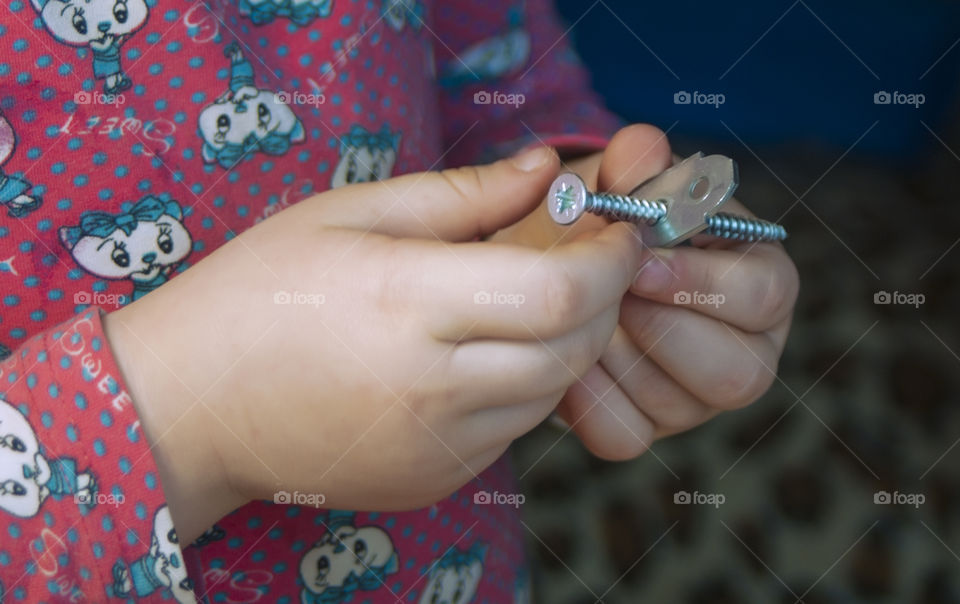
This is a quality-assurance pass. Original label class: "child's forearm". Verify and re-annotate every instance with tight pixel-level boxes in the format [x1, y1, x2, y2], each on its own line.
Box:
[103, 282, 248, 544]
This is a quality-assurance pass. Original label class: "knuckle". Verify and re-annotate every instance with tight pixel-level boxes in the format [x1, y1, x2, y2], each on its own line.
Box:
[653, 404, 706, 434]
[536, 341, 579, 390]
[586, 429, 651, 461]
[754, 257, 799, 325]
[624, 296, 669, 341]
[540, 267, 581, 327]
[439, 165, 484, 206]
[563, 317, 613, 377]
[698, 260, 721, 303]
[710, 357, 776, 410]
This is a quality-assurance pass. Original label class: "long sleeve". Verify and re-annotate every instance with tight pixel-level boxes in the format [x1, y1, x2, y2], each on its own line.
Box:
[0, 309, 185, 603]
[0, 0, 567, 600]
[434, 0, 624, 165]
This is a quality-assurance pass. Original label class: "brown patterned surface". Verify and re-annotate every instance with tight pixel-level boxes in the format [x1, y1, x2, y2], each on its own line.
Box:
[514, 131, 960, 604]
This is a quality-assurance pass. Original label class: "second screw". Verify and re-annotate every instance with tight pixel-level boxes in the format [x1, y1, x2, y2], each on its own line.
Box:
[547, 173, 786, 245]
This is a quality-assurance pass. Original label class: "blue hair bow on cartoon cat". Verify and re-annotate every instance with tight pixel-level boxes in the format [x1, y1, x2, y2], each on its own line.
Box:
[59, 196, 176, 247]
[340, 124, 400, 155]
[434, 542, 488, 570]
[206, 131, 295, 170]
[238, 0, 333, 26]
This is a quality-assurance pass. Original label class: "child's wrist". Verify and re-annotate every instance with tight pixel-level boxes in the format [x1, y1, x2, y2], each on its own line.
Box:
[103, 297, 247, 542]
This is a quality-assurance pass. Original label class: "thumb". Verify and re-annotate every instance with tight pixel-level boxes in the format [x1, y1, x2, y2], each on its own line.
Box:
[597, 124, 673, 195]
[315, 146, 560, 241]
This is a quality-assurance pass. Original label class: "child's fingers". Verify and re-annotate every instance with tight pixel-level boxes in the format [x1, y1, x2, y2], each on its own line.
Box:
[419, 221, 644, 341]
[619, 296, 779, 411]
[314, 146, 560, 242]
[554, 363, 657, 461]
[596, 123, 674, 196]
[629, 244, 799, 333]
[465, 393, 563, 451]
[598, 326, 717, 437]
[447, 306, 621, 408]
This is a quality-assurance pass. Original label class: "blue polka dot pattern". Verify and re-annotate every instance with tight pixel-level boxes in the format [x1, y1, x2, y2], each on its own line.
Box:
[0, 0, 620, 601]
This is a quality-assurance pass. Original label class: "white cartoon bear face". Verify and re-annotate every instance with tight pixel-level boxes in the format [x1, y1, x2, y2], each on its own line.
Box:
[417, 558, 483, 604]
[382, 0, 421, 31]
[59, 199, 191, 285]
[331, 126, 400, 189]
[331, 145, 396, 188]
[198, 89, 303, 161]
[0, 398, 50, 518]
[151, 506, 193, 603]
[32, 0, 149, 46]
[444, 29, 530, 82]
[382, 0, 406, 30]
[300, 524, 396, 594]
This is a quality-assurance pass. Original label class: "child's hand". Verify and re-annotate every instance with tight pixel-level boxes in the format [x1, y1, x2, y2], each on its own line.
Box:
[491, 125, 799, 460]
[104, 147, 645, 541]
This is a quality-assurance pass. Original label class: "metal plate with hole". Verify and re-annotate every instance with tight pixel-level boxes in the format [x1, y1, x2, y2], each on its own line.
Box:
[629, 153, 739, 247]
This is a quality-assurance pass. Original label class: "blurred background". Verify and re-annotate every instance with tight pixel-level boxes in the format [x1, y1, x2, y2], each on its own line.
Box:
[514, 1, 960, 602]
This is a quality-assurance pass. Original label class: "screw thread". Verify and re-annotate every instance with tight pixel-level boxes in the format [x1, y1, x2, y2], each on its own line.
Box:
[577, 191, 787, 244]
[705, 212, 787, 243]
[586, 193, 666, 226]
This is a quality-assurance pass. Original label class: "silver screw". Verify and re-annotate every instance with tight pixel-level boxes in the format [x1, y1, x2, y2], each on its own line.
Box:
[547, 173, 786, 244]
[704, 212, 787, 242]
[548, 173, 665, 226]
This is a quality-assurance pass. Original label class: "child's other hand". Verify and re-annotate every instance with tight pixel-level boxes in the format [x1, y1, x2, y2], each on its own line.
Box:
[104, 146, 645, 540]
[492, 125, 799, 461]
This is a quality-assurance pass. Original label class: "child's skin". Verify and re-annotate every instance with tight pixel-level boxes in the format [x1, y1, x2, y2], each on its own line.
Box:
[495, 124, 798, 458]
[104, 124, 798, 543]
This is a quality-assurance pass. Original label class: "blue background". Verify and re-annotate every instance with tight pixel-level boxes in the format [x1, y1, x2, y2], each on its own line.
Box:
[554, 0, 960, 158]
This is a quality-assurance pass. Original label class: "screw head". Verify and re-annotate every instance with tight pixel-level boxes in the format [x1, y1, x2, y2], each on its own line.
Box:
[548, 173, 588, 225]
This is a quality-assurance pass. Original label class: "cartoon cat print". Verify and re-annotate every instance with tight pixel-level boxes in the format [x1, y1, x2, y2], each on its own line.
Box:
[330, 124, 400, 189]
[382, 0, 424, 31]
[198, 42, 305, 169]
[0, 112, 42, 218]
[32, 0, 149, 93]
[418, 542, 487, 604]
[239, 0, 333, 25]
[298, 510, 399, 604]
[439, 4, 530, 87]
[0, 397, 96, 518]
[59, 195, 192, 302]
[111, 505, 195, 603]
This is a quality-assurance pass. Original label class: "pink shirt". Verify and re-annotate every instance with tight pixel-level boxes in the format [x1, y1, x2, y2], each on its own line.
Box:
[0, 0, 619, 601]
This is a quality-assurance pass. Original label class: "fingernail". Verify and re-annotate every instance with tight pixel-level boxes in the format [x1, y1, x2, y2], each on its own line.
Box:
[509, 146, 553, 172]
[633, 250, 674, 293]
